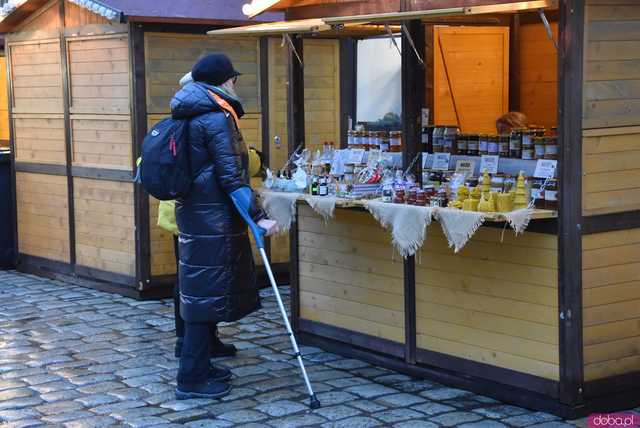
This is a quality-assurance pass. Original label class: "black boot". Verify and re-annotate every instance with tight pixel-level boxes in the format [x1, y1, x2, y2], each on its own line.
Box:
[175, 379, 231, 400]
[210, 333, 237, 358]
[175, 337, 184, 358]
[209, 364, 232, 382]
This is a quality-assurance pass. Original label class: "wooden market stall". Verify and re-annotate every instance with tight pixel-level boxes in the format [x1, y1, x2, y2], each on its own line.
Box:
[210, 0, 640, 418]
[0, 0, 346, 297]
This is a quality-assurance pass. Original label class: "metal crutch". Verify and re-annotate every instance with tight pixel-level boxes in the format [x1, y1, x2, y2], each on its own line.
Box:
[229, 188, 321, 409]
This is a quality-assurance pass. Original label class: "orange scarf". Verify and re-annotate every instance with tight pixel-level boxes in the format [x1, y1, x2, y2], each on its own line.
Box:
[208, 90, 241, 129]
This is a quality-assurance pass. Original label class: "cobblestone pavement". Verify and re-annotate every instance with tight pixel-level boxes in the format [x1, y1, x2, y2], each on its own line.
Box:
[0, 270, 636, 428]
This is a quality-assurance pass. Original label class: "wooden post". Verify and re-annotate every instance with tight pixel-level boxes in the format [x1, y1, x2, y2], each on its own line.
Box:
[509, 13, 521, 111]
[557, 0, 584, 406]
[259, 36, 273, 264]
[401, 19, 425, 365]
[287, 34, 304, 332]
[59, 0, 76, 269]
[5, 44, 18, 267]
[339, 38, 357, 149]
[129, 22, 152, 291]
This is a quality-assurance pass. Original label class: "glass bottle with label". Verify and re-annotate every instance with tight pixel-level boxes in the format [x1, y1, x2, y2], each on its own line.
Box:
[509, 128, 523, 159]
[533, 137, 546, 160]
[457, 134, 468, 155]
[467, 134, 479, 156]
[478, 134, 489, 156]
[487, 135, 499, 156]
[422, 125, 435, 153]
[498, 135, 509, 157]
[442, 126, 458, 154]
[318, 168, 328, 196]
[432, 126, 444, 153]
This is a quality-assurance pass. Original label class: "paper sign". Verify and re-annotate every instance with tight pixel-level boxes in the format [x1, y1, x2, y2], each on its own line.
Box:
[534, 159, 558, 178]
[346, 149, 365, 165]
[455, 159, 476, 178]
[431, 153, 451, 171]
[421, 108, 430, 128]
[422, 152, 430, 169]
[479, 155, 499, 174]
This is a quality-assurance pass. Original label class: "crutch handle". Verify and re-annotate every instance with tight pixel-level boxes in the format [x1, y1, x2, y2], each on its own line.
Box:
[229, 187, 266, 249]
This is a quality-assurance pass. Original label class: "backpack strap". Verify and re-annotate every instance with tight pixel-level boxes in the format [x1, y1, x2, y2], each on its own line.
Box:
[208, 90, 241, 130]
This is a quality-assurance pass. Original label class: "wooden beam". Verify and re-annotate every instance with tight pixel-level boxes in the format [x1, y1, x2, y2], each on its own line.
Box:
[509, 13, 521, 111]
[557, 0, 584, 407]
[129, 22, 151, 291]
[287, 34, 304, 332]
[339, 38, 357, 149]
[259, 36, 273, 263]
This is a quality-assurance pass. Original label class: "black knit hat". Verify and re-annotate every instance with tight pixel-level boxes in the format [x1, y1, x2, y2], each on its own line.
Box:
[191, 53, 241, 86]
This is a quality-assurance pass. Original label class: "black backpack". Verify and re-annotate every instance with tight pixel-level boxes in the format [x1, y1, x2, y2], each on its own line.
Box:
[137, 118, 192, 201]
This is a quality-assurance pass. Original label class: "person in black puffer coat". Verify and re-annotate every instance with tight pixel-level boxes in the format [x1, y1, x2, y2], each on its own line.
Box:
[171, 54, 277, 400]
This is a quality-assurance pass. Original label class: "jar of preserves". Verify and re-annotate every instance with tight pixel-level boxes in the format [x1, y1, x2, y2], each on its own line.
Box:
[457, 134, 468, 155]
[368, 131, 379, 151]
[487, 135, 499, 156]
[544, 179, 558, 210]
[389, 131, 403, 153]
[533, 137, 546, 160]
[478, 134, 489, 156]
[347, 130, 356, 148]
[509, 128, 523, 158]
[498, 135, 509, 157]
[544, 136, 558, 160]
[432, 126, 444, 153]
[422, 125, 435, 153]
[442, 126, 459, 154]
[521, 129, 532, 154]
[467, 134, 479, 156]
[379, 131, 390, 152]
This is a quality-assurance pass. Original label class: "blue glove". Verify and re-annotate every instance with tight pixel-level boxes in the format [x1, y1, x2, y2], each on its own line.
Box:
[229, 187, 266, 249]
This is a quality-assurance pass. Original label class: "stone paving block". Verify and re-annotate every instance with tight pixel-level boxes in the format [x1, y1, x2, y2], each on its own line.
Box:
[40, 389, 83, 403]
[161, 398, 213, 411]
[393, 421, 438, 428]
[421, 387, 473, 401]
[108, 388, 150, 401]
[459, 420, 509, 428]
[376, 392, 427, 407]
[75, 394, 120, 407]
[529, 422, 579, 428]
[184, 419, 234, 428]
[373, 408, 424, 423]
[0, 388, 33, 401]
[0, 397, 43, 411]
[63, 415, 118, 427]
[345, 384, 399, 399]
[89, 400, 147, 415]
[326, 377, 370, 388]
[430, 411, 485, 426]
[314, 404, 362, 421]
[218, 409, 268, 423]
[40, 410, 95, 424]
[161, 408, 209, 424]
[122, 415, 170, 427]
[35, 400, 84, 416]
[254, 400, 308, 417]
[0, 408, 42, 422]
[473, 404, 530, 419]
[1, 418, 44, 428]
[503, 412, 561, 427]
[412, 401, 457, 416]
[110, 406, 168, 420]
[315, 391, 358, 406]
[0, 380, 27, 392]
[266, 413, 327, 427]
[321, 415, 382, 428]
[77, 381, 124, 394]
[325, 359, 371, 370]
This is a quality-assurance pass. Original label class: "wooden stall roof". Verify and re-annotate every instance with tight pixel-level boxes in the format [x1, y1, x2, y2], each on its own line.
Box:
[0, 0, 283, 32]
[243, 0, 557, 19]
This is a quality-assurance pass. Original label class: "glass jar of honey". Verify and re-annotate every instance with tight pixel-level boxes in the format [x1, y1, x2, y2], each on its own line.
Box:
[379, 131, 390, 152]
[487, 135, 499, 156]
[509, 128, 523, 159]
[533, 137, 546, 160]
[467, 134, 479, 156]
[478, 134, 489, 155]
[544, 179, 558, 210]
[457, 134, 468, 155]
[498, 135, 509, 157]
[389, 131, 403, 153]
[544, 136, 558, 160]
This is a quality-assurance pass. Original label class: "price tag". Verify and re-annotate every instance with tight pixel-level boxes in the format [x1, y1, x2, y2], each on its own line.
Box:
[479, 155, 499, 174]
[432, 153, 451, 171]
[346, 149, 365, 165]
[534, 159, 558, 178]
[455, 159, 476, 178]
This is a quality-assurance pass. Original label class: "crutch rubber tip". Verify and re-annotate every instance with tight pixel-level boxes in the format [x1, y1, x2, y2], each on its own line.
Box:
[309, 395, 321, 409]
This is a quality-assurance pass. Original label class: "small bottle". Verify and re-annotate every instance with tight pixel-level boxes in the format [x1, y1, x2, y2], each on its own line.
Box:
[379, 131, 389, 152]
[467, 134, 479, 156]
[487, 135, 499, 156]
[442, 126, 458, 154]
[457, 134, 468, 156]
[479, 134, 489, 155]
[389, 131, 403, 153]
[509, 128, 523, 159]
[318, 169, 328, 196]
[311, 174, 319, 196]
[498, 135, 509, 157]
[534, 137, 546, 160]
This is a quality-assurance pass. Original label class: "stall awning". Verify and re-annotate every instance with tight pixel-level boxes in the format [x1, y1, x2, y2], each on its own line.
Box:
[208, 0, 557, 38]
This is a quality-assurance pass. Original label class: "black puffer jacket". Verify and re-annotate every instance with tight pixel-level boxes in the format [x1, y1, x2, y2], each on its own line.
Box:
[171, 82, 264, 324]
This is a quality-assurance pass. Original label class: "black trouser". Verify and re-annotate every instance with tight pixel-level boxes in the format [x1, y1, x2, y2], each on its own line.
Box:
[177, 322, 213, 386]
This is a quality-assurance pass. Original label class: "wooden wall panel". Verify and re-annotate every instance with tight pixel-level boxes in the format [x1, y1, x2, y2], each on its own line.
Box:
[582, 127, 640, 215]
[74, 178, 135, 276]
[15, 0, 61, 32]
[67, 35, 130, 115]
[582, 230, 640, 381]
[70, 115, 132, 169]
[64, 0, 108, 27]
[16, 172, 69, 262]
[144, 33, 260, 115]
[13, 116, 65, 164]
[433, 26, 510, 134]
[298, 206, 405, 343]
[0, 56, 9, 146]
[416, 227, 559, 380]
[518, 22, 558, 130]
[10, 41, 63, 114]
[583, 0, 640, 129]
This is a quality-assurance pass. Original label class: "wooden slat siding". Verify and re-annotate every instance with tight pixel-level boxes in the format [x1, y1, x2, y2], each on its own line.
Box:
[298, 206, 405, 343]
[416, 227, 559, 380]
[70, 116, 132, 169]
[144, 33, 260, 115]
[519, 21, 558, 130]
[74, 178, 135, 276]
[14, 0, 61, 32]
[13, 117, 65, 164]
[582, 127, 640, 215]
[433, 26, 510, 134]
[584, 0, 640, 129]
[582, 229, 640, 381]
[0, 56, 9, 146]
[16, 172, 70, 262]
[64, 0, 108, 27]
[10, 41, 63, 114]
[67, 36, 130, 115]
